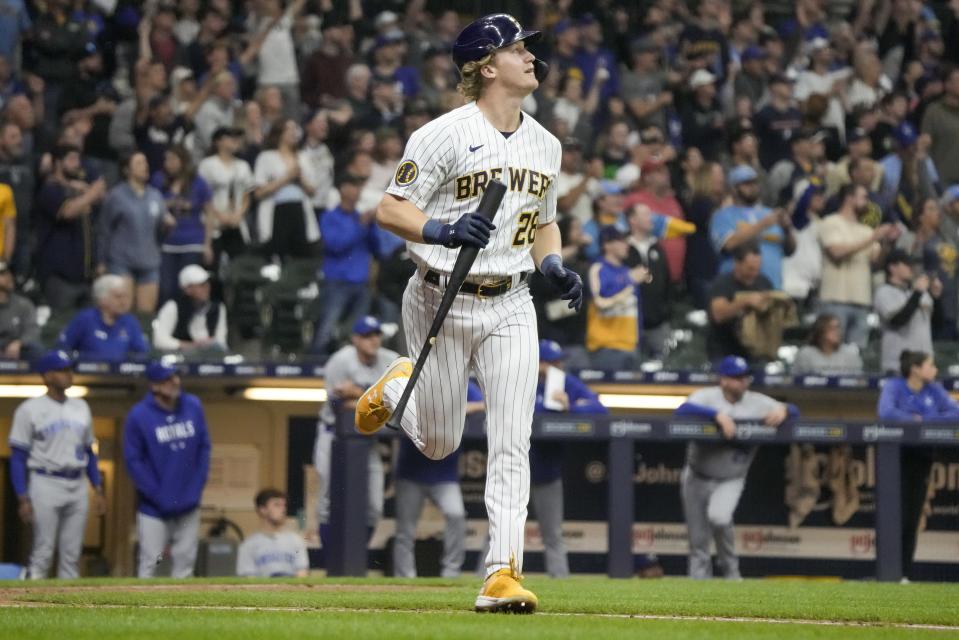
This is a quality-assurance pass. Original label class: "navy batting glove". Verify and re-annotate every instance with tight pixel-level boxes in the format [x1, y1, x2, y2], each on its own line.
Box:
[541, 254, 583, 311]
[422, 213, 496, 249]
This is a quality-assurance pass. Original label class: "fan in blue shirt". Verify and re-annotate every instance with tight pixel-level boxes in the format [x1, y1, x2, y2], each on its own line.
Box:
[57, 275, 148, 362]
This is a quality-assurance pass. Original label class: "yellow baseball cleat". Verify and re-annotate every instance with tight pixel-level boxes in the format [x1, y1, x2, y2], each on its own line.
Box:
[354, 357, 412, 435]
[474, 556, 538, 614]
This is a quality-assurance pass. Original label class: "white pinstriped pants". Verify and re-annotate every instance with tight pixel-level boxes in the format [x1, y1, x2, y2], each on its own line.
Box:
[384, 273, 537, 577]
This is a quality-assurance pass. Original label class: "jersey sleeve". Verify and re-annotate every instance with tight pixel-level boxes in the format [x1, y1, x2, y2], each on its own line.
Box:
[384, 125, 453, 211]
[9, 401, 33, 449]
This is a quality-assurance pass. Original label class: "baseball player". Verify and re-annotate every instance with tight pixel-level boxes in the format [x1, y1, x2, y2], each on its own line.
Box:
[674, 356, 797, 579]
[124, 361, 211, 578]
[532, 340, 606, 578]
[8, 350, 105, 579]
[355, 14, 582, 613]
[314, 316, 393, 548]
[392, 380, 483, 578]
[236, 488, 309, 578]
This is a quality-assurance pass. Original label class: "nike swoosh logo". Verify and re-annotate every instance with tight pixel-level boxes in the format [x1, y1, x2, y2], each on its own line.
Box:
[469, 144, 484, 153]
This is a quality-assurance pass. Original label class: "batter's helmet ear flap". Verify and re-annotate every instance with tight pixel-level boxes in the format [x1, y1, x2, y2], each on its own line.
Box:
[534, 59, 549, 83]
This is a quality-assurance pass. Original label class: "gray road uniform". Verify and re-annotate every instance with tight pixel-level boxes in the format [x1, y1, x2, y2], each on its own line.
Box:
[236, 530, 309, 577]
[9, 395, 99, 579]
[675, 386, 791, 579]
[314, 345, 398, 529]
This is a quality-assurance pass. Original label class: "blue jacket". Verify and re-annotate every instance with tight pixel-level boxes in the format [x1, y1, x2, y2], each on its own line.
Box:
[57, 307, 149, 362]
[531, 373, 607, 484]
[123, 392, 212, 518]
[319, 206, 373, 284]
[878, 377, 959, 422]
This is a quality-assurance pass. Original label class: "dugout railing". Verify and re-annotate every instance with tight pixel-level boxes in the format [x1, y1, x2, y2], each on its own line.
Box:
[326, 409, 959, 582]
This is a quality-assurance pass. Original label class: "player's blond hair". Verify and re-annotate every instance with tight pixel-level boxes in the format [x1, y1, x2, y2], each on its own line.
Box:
[457, 52, 494, 102]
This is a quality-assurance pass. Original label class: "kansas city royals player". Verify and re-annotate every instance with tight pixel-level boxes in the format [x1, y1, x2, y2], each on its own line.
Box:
[8, 350, 105, 579]
[236, 488, 309, 578]
[674, 356, 797, 579]
[355, 14, 582, 613]
[123, 361, 211, 578]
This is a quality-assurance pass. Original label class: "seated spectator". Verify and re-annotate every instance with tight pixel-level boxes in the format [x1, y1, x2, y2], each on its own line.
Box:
[57, 275, 149, 362]
[310, 173, 374, 355]
[711, 165, 795, 290]
[153, 265, 227, 355]
[0, 261, 40, 360]
[98, 152, 170, 314]
[877, 350, 959, 583]
[35, 145, 106, 311]
[707, 241, 773, 361]
[236, 488, 308, 578]
[586, 226, 645, 370]
[792, 313, 864, 375]
[874, 249, 937, 375]
[818, 184, 898, 348]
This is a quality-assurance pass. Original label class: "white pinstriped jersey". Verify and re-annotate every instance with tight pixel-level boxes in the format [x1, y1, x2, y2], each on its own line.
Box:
[385, 102, 561, 277]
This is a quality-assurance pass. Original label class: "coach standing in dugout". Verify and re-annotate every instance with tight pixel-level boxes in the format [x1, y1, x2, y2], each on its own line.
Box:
[314, 316, 393, 547]
[8, 350, 105, 579]
[675, 356, 797, 580]
[124, 361, 211, 578]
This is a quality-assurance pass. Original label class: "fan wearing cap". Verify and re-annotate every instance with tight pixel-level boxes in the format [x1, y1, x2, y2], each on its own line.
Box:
[370, 29, 420, 100]
[586, 226, 645, 370]
[793, 35, 852, 140]
[123, 361, 211, 578]
[680, 69, 725, 162]
[766, 128, 826, 208]
[314, 316, 397, 550]
[531, 339, 606, 577]
[710, 165, 795, 290]
[310, 172, 375, 355]
[753, 74, 802, 170]
[674, 355, 797, 579]
[153, 265, 227, 353]
[874, 248, 936, 374]
[878, 121, 940, 225]
[8, 350, 105, 579]
[0, 260, 41, 360]
[734, 45, 768, 107]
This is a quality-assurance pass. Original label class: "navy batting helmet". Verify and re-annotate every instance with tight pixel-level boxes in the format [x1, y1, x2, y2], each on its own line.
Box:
[452, 13, 548, 81]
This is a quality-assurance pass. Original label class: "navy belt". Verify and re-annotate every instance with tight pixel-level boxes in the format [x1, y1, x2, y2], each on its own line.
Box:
[424, 270, 528, 298]
[33, 468, 83, 480]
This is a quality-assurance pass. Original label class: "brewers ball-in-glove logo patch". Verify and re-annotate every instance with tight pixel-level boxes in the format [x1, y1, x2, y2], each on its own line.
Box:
[394, 160, 419, 186]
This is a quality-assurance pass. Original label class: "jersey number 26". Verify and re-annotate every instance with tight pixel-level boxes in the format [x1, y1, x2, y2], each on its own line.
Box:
[512, 211, 539, 247]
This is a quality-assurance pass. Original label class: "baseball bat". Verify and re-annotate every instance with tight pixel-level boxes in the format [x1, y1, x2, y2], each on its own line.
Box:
[385, 179, 507, 430]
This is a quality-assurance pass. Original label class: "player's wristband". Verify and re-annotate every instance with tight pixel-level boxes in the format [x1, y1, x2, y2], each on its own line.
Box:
[540, 254, 563, 275]
[422, 219, 449, 245]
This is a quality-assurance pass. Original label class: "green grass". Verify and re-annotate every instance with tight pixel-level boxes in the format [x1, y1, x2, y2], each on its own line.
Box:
[2, 576, 958, 639]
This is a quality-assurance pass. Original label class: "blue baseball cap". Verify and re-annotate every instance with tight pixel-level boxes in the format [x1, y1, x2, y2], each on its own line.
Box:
[146, 361, 178, 382]
[539, 339, 565, 363]
[35, 350, 73, 374]
[741, 45, 766, 62]
[893, 121, 918, 147]
[943, 184, 959, 205]
[728, 164, 759, 187]
[599, 225, 628, 244]
[352, 315, 382, 336]
[716, 355, 750, 377]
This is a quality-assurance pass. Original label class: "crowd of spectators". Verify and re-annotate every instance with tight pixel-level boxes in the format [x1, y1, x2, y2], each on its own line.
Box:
[0, 0, 958, 373]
